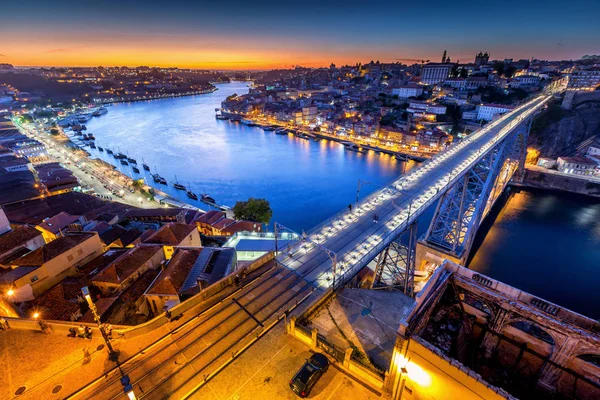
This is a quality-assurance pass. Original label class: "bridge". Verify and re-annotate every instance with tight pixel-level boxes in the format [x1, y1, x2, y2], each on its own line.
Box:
[275, 92, 555, 296]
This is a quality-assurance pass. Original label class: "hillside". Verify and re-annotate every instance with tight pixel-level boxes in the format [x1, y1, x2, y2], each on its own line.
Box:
[528, 91, 600, 158]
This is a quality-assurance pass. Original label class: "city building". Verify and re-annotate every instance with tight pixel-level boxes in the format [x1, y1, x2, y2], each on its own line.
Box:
[0, 232, 103, 299]
[476, 104, 515, 121]
[142, 222, 201, 259]
[391, 85, 424, 99]
[91, 244, 165, 296]
[222, 231, 299, 263]
[567, 67, 600, 91]
[421, 63, 453, 85]
[0, 225, 44, 265]
[474, 51, 490, 67]
[557, 156, 598, 176]
[144, 246, 236, 313]
[389, 261, 600, 400]
[35, 211, 84, 243]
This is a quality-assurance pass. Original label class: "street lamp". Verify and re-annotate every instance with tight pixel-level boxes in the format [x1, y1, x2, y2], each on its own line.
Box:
[81, 286, 117, 359]
[6, 288, 14, 297]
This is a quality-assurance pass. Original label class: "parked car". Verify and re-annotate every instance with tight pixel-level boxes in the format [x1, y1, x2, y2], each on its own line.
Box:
[289, 353, 329, 397]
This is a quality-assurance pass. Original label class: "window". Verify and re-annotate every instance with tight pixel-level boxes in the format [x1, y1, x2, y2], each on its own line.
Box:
[67, 254, 74, 262]
[30, 275, 38, 283]
[78, 248, 83, 255]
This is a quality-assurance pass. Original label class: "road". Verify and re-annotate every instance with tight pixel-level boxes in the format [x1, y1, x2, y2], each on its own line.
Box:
[15, 119, 158, 208]
[276, 94, 552, 289]
[66, 260, 319, 400]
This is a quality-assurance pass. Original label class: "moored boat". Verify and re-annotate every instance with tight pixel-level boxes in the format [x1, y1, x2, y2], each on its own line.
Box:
[132, 166, 140, 173]
[201, 194, 216, 203]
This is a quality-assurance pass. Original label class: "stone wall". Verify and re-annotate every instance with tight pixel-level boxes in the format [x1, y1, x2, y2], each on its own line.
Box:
[514, 168, 600, 198]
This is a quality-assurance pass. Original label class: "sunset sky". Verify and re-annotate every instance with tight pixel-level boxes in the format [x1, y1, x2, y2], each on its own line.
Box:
[1, 0, 599, 69]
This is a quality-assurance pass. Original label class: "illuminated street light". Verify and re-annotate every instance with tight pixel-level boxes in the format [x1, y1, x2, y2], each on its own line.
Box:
[6, 288, 14, 297]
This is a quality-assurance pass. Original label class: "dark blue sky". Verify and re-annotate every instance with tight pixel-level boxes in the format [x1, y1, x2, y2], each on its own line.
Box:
[1, 0, 599, 68]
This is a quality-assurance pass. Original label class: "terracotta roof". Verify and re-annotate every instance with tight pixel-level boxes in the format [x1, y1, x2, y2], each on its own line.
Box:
[194, 210, 225, 225]
[77, 248, 128, 277]
[212, 218, 235, 230]
[98, 225, 127, 245]
[81, 297, 118, 322]
[37, 212, 81, 234]
[143, 223, 196, 245]
[92, 245, 163, 284]
[10, 232, 98, 267]
[123, 208, 184, 219]
[0, 225, 42, 257]
[146, 248, 202, 296]
[120, 268, 161, 303]
[118, 228, 144, 247]
[27, 282, 81, 321]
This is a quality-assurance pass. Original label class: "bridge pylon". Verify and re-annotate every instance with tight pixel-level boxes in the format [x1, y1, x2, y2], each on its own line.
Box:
[371, 222, 417, 297]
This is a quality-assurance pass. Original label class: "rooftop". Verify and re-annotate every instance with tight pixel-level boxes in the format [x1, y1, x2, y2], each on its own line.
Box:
[37, 211, 81, 234]
[146, 248, 202, 296]
[143, 222, 197, 245]
[0, 225, 42, 257]
[92, 244, 163, 284]
[10, 232, 97, 267]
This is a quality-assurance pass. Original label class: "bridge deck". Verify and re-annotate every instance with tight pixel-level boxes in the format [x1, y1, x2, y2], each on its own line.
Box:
[276, 95, 551, 289]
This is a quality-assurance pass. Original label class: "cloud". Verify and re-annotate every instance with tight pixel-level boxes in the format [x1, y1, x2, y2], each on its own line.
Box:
[0, 54, 6, 57]
[45, 48, 67, 53]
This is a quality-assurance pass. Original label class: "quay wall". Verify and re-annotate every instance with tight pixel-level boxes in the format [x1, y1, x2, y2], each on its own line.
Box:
[512, 167, 600, 198]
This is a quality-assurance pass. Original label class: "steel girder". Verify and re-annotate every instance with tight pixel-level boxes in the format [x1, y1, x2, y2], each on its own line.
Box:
[424, 138, 512, 259]
[372, 222, 417, 297]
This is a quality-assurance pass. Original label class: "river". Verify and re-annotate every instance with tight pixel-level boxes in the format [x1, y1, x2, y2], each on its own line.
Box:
[84, 82, 600, 319]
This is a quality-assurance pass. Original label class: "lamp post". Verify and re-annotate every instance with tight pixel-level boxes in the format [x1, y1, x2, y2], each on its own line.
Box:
[82, 286, 136, 398]
[81, 286, 117, 358]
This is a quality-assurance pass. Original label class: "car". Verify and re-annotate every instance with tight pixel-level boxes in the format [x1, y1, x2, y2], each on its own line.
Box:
[289, 353, 329, 398]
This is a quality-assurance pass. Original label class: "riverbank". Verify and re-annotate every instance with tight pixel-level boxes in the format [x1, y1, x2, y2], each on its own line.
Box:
[13, 117, 203, 211]
[220, 112, 430, 161]
[512, 165, 600, 198]
[93, 86, 217, 105]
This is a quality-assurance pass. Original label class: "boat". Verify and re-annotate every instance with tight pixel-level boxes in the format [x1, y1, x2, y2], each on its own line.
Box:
[89, 142, 96, 149]
[92, 107, 108, 117]
[186, 184, 198, 200]
[127, 157, 137, 164]
[263, 126, 276, 131]
[132, 166, 140, 173]
[240, 119, 256, 126]
[98, 146, 104, 152]
[121, 160, 129, 166]
[106, 149, 114, 155]
[395, 153, 407, 161]
[142, 163, 150, 171]
[344, 143, 365, 154]
[116, 153, 126, 159]
[201, 194, 216, 203]
[215, 114, 228, 120]
[172, 175, 186, 190]
[275, 128, 288, 135]
[87, 134, 95, 140]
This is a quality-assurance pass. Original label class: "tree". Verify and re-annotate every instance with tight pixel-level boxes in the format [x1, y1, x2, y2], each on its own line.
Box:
[233, 197, 273, 224]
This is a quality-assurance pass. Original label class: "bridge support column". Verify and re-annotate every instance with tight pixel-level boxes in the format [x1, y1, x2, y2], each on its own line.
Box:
[511, 117, 533, 184]
[372, 222, 417, 296]
[537, 336, 579, 393]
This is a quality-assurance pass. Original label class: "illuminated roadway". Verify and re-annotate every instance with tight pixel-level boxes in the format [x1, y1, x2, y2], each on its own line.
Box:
[277, 94, 553, 289]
